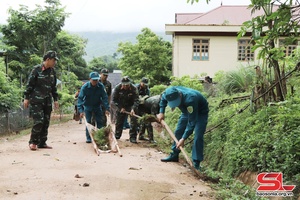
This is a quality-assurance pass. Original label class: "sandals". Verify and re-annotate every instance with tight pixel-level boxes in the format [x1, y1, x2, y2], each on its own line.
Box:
[29, 144, 37, 151]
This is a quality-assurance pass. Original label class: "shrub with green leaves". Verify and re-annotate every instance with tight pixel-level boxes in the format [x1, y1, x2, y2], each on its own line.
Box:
[216, 66, 255, 95]
[0, 69, 22, 112]
[204, 96, 300, 195]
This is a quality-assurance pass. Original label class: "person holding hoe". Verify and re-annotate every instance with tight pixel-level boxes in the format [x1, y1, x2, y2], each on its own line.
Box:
[157, 86, 209, 170]
[77, 72, 110, 143]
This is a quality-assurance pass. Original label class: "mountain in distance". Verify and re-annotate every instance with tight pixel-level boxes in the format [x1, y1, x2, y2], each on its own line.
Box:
[71, 31, 172, 62]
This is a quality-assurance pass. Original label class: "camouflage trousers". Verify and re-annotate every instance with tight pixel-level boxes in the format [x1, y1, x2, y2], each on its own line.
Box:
[137, 109, 153, 140]
[29, 100, 52, 145]
[139, 122, 154, 140]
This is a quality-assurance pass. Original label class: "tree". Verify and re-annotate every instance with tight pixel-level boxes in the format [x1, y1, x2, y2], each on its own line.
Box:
[0, 65, 22, 112]
[88, 55, 119, 73]
[0, 0, 69, 81]
[52, 31, 89, 80]
[88, 57, 106, 72]
[239, 0, 300, 101]
[117, 28, 172, 86]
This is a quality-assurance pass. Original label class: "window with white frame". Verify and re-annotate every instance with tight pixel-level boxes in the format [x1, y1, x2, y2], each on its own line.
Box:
[238, 39, 254, 61]
[279, 39, 299, 56]
[193, 39, 209, 61]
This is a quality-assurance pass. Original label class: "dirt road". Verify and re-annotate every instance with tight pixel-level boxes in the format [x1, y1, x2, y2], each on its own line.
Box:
[0, 119, 213, 200]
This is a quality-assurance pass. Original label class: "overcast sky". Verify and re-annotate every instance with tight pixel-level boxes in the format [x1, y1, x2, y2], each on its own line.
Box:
[0, 0, 251, 32]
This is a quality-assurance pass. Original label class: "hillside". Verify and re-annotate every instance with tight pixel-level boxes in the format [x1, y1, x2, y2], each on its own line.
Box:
[71, 31, 172, 62]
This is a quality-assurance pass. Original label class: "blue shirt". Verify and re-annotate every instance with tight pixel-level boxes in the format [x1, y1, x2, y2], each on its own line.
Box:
[159, 86, 209, 139]
[77, 81, 110, 113]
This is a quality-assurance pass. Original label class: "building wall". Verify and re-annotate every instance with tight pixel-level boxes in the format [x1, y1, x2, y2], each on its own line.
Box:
[172, 35, 259, 78]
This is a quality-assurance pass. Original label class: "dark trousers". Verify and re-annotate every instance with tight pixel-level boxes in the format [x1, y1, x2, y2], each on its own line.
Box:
[29, 99, 52, 145]
[115, 110, 138, 139]
[139, 122, 154, 139]
[171, 113, 208, 162]
[85, 107, 103, 141]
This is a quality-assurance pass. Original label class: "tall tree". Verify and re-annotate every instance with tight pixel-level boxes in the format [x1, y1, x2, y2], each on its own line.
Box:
[52, 31, 89, 80]
[117, 28, 172, 86]
[1, 0, 69, 80]
[239, 0, 300, 101]
[88, 55, 119, 73]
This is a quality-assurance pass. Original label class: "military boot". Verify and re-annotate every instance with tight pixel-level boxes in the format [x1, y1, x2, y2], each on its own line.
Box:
[193, 160, 200, 170]
[148, 134, 156, 143]
[161, 152, 179, 162]
[86, 132, 92, 143]
[138, 134, 147, 141]
[130, 137, 137, 143]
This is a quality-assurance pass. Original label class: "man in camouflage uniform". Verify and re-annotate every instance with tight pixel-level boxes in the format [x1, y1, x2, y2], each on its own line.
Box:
[99, 68, 112, 126]
[112, 76, 139, 143]
[135, 77, 151, 141]
[24, 51, 59, 151]
[138, 95, 161, 143]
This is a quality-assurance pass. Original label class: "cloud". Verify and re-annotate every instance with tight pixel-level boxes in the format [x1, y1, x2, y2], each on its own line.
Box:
[0, 0, 251, 32]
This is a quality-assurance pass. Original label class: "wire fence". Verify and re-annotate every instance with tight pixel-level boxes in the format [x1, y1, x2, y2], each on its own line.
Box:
[0, 106, 31, 135]
[0, 104, 75, 136]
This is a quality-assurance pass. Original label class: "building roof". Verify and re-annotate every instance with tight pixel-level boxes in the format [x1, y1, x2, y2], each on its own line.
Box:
[166, 5, 269, 35]
[108, 72, 122, 88]
[175, 5, 265, 26]
[175, 13, 203, 24]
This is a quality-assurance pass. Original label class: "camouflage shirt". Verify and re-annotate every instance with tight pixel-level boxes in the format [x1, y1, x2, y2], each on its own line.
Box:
[135, 83, 150, 96]
[24, 64, 58, 103]
[143, 95, 161, 115]
[101, 80, 112, 97]
[112, 83, 139, 110]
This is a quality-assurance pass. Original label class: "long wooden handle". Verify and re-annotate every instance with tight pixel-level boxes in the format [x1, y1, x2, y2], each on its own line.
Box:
[160, 120, 204, 178]
[160, 120, 193, 166]
[83, 116, 100, 156]
[106, 114, 122, 157]
[121, 110, 141, 119]
[110, 131, 123, 157]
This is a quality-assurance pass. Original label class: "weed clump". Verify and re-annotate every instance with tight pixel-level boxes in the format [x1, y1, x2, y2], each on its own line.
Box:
[92, 125, 112, 150]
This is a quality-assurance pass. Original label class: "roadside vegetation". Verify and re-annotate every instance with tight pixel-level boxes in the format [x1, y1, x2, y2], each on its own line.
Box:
[154, 68, 300, 199]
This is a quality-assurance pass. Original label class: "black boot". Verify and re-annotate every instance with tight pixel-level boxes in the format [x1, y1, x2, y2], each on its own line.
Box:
[161, 153, 179, 162]
[130, 137, 137, 143]
[148, 135, 156, 143]
[138, 134, 147, 141]
[193, 160, 200, 170]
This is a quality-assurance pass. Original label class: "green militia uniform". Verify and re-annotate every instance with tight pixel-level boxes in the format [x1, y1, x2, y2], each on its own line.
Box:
[112, 83, 139, 141]
[24, 64, 58, 146]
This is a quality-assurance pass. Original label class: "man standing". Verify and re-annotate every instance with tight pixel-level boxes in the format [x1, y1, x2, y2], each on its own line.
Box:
[157, 86, 209, 170]
[24, 51, 59, 151]
[136, 77, 150, 97]
[77, 72, 110, 143]
[112, 76, 139, 143]
[99, 68, 112, 126]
